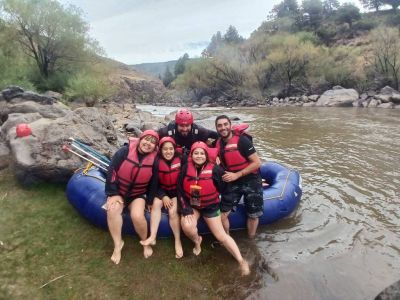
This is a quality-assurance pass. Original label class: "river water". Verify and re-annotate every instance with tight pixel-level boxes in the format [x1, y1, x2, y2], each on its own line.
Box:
[138, 105, 400, 300]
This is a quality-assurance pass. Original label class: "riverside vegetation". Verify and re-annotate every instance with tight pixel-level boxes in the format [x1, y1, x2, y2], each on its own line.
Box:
[2, 0, 400, 107]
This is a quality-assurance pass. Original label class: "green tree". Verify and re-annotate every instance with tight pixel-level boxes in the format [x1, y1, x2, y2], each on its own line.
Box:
[174, 53, 189, 77]
[271, 0, 299, 18]
[359, 0, 383, 11]
[302, 0, 324, 30]
[336, 3, 361, 29]
[322, 0, 340, 16]
[1, 0, 101, 79]
[203, 31, 223, 57]
[223, 25, 244, 44]
[266, 34, 318, 95]
[162, 66, 174, 87]
[381, 0, 400, 10]
[370, 27, 400, 89]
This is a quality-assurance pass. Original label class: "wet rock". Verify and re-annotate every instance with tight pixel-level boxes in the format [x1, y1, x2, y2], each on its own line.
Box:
[378, 102, 394, 109]
[316, 88, 359, 107]
[368, 99, 381, 108]
[1, 86, 24, 100]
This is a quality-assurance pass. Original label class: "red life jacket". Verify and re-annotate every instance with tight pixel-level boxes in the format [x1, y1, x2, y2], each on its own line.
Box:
[158, 156, 181, 192]
[216, 134, 257, 174]
[183, 162, 219, 208]
[116, 138, 156, 198]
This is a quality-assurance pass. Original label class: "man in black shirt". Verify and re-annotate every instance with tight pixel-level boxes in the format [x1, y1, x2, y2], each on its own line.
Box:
[158, 108, 218, 155]
[215, 115, 263, 238]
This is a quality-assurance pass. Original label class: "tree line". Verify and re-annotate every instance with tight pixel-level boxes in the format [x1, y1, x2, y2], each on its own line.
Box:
[0, 0, 114, 104]
[165, 0, 400, 101]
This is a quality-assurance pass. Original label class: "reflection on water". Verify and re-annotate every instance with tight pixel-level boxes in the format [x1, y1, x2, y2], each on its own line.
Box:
[144, 105, 400, 299]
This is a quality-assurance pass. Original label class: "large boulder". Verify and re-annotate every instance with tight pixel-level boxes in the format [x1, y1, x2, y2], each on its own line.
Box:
[8, 107, 123, 185]
[316, 87, 359, 107]
[0, 139, 10, 170]
[6, 101, 69, 119]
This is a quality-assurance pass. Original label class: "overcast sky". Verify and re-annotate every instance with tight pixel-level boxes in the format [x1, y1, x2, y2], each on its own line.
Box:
[60, 0, 362, 65]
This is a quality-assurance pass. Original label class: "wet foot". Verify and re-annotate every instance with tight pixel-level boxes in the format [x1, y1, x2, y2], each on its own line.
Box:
[175, 240, 183, 259]
[143, 245, 153, 258]
[111, 240, 124, 264]
[140, 237, 156, 246]
[193, 236, 202, 256]
[240, 259, 250, 276]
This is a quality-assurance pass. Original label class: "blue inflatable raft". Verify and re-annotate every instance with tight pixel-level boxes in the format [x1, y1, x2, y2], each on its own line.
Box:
[66, 162, 302, 237]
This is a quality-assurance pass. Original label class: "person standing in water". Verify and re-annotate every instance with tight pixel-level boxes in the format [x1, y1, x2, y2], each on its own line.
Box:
[215, 115, 263, 238]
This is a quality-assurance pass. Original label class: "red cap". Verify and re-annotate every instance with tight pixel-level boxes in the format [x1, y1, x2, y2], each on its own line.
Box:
[175, 108, 193, 125]
[140, 130, 159, 142]
[190, 141, 208, 157]
[159, 136, 176, 147]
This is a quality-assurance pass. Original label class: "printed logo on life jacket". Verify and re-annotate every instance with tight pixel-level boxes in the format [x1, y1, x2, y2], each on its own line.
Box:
[171, 163, 181, 169]
[201, 170, 212, 175]
[226, 143, 237, 149]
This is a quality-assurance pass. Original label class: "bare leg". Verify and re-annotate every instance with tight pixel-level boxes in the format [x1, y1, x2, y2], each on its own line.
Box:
[107, 201, 125, 264]
[168, 197, 183, 258]
[129, 198, 152, 258]
[204, 215, 250, 276]
[140, 198, 163, 246]
[221, 211, 230, 235]
[181, 209, 202, 255]
[247, 217, 259, 239]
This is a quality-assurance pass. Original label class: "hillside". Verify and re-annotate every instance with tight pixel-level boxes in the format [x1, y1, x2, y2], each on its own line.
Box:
[131, 60, 177, 78]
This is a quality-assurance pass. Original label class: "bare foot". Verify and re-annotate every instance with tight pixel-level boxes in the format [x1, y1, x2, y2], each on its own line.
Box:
[240, 259, 250, 276]
[143, 245, 153, 258]
[175, 240, 183, 259]
[110, 240, 124, 264]
[193, 235, 202, 256]
[140, 237, 156, 246]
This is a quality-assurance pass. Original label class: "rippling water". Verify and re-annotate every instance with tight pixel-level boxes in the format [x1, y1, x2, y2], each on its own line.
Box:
[141, 105, 400, 299]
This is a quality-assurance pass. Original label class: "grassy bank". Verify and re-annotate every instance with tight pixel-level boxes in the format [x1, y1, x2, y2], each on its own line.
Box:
[0, 168, 257, 299]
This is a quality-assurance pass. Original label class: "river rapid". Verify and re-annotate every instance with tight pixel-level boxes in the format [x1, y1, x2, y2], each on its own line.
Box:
[139, 105, 400, 300]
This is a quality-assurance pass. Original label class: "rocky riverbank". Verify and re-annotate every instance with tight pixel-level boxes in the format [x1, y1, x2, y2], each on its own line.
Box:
[194, 86, 400, 109]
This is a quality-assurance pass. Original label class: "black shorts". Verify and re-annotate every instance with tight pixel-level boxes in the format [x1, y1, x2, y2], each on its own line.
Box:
[195, 203, 221, 218]
[125, 194, 147, 206]
[221, 176, 263, 218]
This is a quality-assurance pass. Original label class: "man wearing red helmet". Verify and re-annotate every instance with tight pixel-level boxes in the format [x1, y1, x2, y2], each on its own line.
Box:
[105, 130, 159, 264]
[158, 108, 218, 155]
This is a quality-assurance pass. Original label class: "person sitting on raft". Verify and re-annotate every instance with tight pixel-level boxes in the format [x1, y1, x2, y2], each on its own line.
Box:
[177, 141, 250, 276]
[140, 137, 184, 259]
[105, 130, 159, 264]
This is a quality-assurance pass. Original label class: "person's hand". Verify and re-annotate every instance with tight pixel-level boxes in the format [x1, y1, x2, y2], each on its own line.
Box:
[222, 171, 241, 182]
[106, 195, 123, 210]
[163, 198, 174, 210]
[183, 214, 194, 225]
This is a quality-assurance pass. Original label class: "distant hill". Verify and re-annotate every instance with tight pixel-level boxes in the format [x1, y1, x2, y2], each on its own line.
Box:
[131, 60, 177, 78]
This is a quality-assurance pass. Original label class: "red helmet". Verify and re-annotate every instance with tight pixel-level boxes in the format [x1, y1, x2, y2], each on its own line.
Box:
[140, 130, 159, 142]
[175, 108, 193, 125]
[190, 141, 208, 157]
[159, 136, 176, 148]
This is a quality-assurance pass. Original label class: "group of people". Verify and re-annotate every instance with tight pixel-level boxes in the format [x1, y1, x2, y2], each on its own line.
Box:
[104, 109, 264, 276]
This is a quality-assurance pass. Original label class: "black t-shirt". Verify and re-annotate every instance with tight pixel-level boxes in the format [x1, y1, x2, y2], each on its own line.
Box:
[158, 122, 218, 153]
